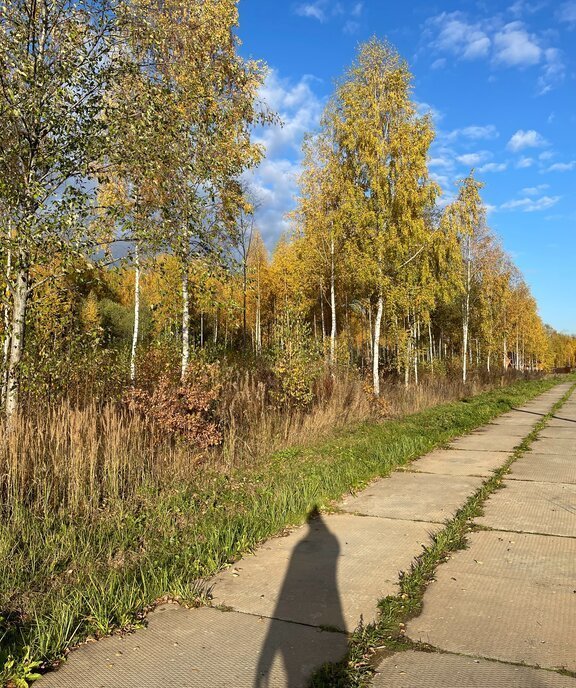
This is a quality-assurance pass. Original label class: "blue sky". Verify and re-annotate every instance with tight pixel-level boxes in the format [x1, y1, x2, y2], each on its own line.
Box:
[237, 0, 576, 332]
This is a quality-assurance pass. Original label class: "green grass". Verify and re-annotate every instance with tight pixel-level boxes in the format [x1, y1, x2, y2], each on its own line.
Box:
[0, 375, 570, 685]
[310, 379, 576, 687]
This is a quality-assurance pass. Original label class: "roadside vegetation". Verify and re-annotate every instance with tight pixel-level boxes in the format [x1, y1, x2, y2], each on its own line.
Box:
[0, 376, 566, 684]
[2, 0, 576, 685]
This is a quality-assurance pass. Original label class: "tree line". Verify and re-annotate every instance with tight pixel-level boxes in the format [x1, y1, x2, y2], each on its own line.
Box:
[1, 3, 574, 421]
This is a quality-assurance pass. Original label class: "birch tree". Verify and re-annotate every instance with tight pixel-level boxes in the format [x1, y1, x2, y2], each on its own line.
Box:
[127, 0, 271, 379]
[0, 0, 118, 418]
[296, 122, 353, 366]
[442, 173, 485, 383]
[332, 39, 437, 394]
[99, 70, 173, 382]
[246, 230, 268, 354]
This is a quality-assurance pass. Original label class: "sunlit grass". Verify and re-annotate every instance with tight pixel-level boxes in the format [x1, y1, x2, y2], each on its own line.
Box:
[310, 379, 576, 687]
[0, 376, 568, 684]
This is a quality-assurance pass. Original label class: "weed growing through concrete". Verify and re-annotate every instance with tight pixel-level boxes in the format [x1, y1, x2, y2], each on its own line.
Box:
[310, 381, 576, 688]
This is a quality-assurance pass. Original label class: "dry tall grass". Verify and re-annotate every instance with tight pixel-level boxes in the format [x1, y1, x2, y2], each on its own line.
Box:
[0, 370, 531, 518]
[1, 404, 189, 515]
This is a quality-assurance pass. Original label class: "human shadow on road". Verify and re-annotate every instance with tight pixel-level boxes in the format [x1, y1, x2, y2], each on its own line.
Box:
[254, 506, 347, 688]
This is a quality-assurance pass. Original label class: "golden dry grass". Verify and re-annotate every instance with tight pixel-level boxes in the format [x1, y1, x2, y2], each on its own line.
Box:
[0, 369, 531, 517]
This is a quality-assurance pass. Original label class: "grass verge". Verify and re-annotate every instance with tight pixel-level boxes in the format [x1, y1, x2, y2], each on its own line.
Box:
[310, 379, 576, 687]
[0, 375, 570, 686]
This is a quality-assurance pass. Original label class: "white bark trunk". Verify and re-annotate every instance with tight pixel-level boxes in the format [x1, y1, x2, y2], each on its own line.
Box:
[1, 245, 11, 408]
[413, 328, 419, 386]
[130, 245, 140, 383]
[329, 238, 336, 366]
[181, 267, 190, 380]
[319, 282, 326, 345]
[404, 331, 410, 388]
[428, 320, 434, 372]
[368, 305, 373, 359]
[255, 299, 261, 354]
[462, 313, 469, 383]
[462, 237, 472, 383]
[5, 266, 29, 420]
[372, 293, 383, 396]
[255, 267, 261, 354]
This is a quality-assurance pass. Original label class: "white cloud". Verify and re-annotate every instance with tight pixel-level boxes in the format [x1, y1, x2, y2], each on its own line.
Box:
[509, 1, 546, 17]
[445, 124, 499, 141]
[507, 129, 547, 151]
[557, 1, 576, 26]
[538, 48, 566, 94]
[415, 101, 444, 123]
[351, 2, 363, 17]
[343, 19, 360, 34]
[516, 156, 534, 168]
[501, 195, 561, 211]
[428, 156, 453, 168]
[248, 158, 301, 244]
[255, 71, 323, 157]
[295, 1, 326, 21]
[431, 58, 447, 70]
[522, 184, 549, 195]
[456, 151, 492, 166]
[478, 162, 508, 172]
[425, 12, 565, 94]
[429, 13, 491, 60]
[294, 0, 364, 30]
[248, 70, 324, 245]
[493, 22, 541, 66]
[546, 161, 576, 172]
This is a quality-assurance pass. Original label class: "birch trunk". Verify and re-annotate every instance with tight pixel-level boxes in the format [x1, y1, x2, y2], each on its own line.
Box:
[404, 331, 410, 388]
[319, 282, 326, 344]
[181, 267, 190, 380]
[130, 244, 140, 384]
[1, 245, 11, 408]
[255, 298, 261, 354]
[367, 305, 373, 359]
[255, 266, 262, 354]
[413, 326, 419, 386]
[242, 261, 248, 350]
[372, 292, 383, 396]
[5, 266, 29, 420]
[462, 236, 471, 383]
[329, 238, 336, 366]
[428, 320, 434, 374]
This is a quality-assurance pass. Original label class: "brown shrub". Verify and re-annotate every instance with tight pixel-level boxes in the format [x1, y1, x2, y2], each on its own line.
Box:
[124, 362, 223, 448]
